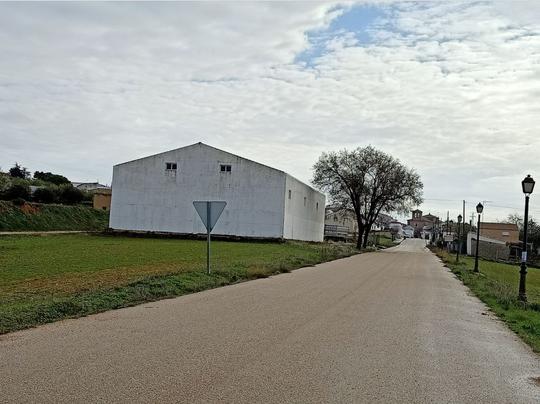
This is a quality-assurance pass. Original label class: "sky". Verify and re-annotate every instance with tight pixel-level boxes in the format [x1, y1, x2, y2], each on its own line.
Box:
[1, 1, 540, 223]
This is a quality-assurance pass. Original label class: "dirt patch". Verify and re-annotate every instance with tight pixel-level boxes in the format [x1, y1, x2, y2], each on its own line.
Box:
[19, 203, 40, 215]
[529, 376, 540, 386]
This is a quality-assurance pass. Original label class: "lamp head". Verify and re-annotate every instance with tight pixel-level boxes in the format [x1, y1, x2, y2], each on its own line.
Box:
[458, 214, 462, 223]
[476, 203, 483, 214]
[522, 174, 535, 195]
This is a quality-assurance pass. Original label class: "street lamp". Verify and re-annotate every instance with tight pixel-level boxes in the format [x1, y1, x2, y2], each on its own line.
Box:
[519, 174, 535, 302]
[456, 214, 462, 263]
[473, 202, 483, 273]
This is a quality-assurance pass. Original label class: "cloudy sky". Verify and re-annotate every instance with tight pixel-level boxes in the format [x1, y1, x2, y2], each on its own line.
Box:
[1, 1, 539, 222]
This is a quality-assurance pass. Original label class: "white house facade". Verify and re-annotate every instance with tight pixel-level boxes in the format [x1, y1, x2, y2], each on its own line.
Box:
[110, 143, 325, 241]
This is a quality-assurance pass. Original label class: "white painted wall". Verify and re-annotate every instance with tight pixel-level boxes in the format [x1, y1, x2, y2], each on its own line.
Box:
[283, 174, 325, 242]
[110, 143, 286, 238]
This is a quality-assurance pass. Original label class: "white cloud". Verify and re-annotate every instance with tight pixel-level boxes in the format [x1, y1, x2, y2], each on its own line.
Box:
[1, 1, 539, 221]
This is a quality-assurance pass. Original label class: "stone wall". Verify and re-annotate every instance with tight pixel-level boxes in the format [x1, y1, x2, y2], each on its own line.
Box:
[470, 239, 510, 261]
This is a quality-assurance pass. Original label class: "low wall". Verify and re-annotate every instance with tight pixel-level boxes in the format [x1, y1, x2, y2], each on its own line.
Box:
[470, 239, 510, 261]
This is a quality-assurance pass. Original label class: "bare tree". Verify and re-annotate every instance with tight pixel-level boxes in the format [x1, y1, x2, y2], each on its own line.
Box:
[313, 146, 423, 249]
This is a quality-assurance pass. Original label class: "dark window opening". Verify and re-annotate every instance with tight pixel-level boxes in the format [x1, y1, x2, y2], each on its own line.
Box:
[165, 162, 177, 170]
[220, 164, 232, 172]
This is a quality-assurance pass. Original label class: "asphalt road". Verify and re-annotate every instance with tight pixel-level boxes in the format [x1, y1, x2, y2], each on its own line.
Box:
[1, 239, 539, 403]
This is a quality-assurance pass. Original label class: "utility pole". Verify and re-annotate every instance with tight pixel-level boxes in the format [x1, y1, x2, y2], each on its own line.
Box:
[462, 200, 466, 255]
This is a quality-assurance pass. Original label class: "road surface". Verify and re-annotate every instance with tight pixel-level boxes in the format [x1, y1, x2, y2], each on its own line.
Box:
[1, 239, 539, 403]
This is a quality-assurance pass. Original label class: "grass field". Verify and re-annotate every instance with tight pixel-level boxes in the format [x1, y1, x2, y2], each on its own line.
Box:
[0, 201, 109, 231]
[0, 234, 358, 334]
[434, 248, 540, 352]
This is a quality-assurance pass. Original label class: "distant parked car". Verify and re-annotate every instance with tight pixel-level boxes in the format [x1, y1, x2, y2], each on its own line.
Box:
[403, 229, 414, 238]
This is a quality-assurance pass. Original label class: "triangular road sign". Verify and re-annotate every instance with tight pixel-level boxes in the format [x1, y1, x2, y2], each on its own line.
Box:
[193, 201, 227, 232]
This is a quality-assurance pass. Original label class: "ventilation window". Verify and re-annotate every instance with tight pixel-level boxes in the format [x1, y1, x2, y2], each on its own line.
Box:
[316, 202, 319, 210]
[165, 162, 177, 177]
[220, 164, 232, 173]
[288, 190, 291, 199]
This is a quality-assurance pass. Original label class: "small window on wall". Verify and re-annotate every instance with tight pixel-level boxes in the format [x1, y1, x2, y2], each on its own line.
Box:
[220, 164, 232, 173]
[304, 197, 307, 207]
[165, 162, 177, 177]
[316, 202, 319, 210]
[288, 190, 291, 199]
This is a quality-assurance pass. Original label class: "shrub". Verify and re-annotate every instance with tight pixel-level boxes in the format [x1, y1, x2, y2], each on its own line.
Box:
[33, 171, 70, 185]
[59, 185, 84, 205]
[33, 187, 58, 204]
[1, 184, 30, 201]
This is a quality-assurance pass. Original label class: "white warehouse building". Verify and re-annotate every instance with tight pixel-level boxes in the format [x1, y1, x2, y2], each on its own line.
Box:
[110, 142, 325, 241]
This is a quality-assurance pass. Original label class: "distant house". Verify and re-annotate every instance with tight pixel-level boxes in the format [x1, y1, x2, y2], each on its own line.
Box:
[324, 207, 358, 241]
[110, 142, 325, 241]
[467, 222, 520, 260]
[93, 188, 112, 211]
[323, 207, 394, 241]
[72, 182, 110, 192]
[479, 222, 519, 243]
[407, 209, 439, 238]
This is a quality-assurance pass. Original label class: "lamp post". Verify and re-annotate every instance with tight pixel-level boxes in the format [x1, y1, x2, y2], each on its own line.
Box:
[519, 175, 535, 302]
[473, 202, 483, 273]
[456, 214, 462, 263]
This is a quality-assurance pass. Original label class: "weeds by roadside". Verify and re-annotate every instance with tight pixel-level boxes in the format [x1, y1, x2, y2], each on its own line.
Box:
[431, 247, 540, 352]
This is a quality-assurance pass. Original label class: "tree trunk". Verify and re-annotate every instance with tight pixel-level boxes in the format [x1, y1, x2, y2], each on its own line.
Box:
[356, 231, 363, 249]
[362, 226, 370, 248]
[356, 221, 364, 250]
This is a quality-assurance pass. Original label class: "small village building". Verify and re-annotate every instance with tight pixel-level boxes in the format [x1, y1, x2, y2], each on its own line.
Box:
[109, 142, 325, 241]
[93, 188, 112, 211]
[467, 222, 520, 260]
[323, 208, 394, 241]
[72, 182, 109, 192]
[407, 209, 439, 238]
[324, 207, 358, 241]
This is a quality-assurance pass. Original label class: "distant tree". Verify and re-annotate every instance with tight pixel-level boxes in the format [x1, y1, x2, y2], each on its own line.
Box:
[59, 185, 84, 205]
[313, 146, 423, 249]
[33, 171, 70, 185]
[33, 187, 58, 204]
[507, 213, 523, 228]
[1, 184, 31, 201]
[9, 163, 30, 179]
[506, 213, 540, 254]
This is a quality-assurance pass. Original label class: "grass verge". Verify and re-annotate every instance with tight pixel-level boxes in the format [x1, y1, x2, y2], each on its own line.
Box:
[0, 200, 109, 231]
[432, 248, 540, 352]
[0, 234, 358, 334]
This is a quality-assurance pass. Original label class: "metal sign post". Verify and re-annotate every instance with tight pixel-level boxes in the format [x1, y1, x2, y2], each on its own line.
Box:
[193, 201, 227, 274]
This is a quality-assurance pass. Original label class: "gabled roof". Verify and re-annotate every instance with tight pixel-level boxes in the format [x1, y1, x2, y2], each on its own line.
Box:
[115, 142, 322, 195]
[115, 142, 284, 173]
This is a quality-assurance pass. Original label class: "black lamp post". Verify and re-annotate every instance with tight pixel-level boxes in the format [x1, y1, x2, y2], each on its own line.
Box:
[456, 214, 462, 263]
[519, 174, 535, 302]
[473, 202, 483, 273]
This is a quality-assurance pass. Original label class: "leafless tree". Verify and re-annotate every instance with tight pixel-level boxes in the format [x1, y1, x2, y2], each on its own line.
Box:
[313, 146, 423, 249]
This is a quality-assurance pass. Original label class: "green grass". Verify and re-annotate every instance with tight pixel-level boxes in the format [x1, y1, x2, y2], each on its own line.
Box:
[0, 234, 358, 334]
[0, 200, 109, 231]
[376, 235, 395, 248]
[433, 248, 540, 352]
